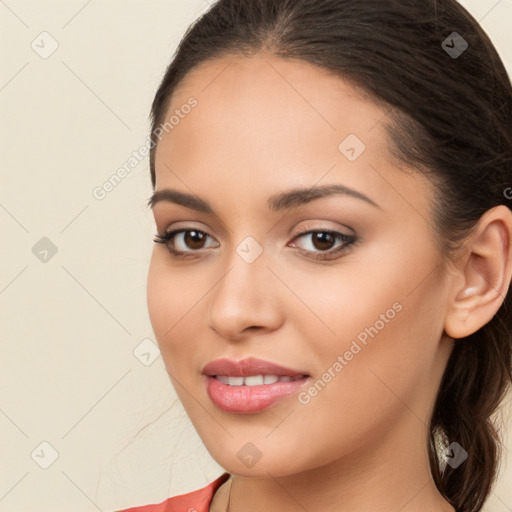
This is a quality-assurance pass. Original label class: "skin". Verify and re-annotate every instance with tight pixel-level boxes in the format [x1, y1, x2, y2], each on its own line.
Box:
[146, 53, 512, 512]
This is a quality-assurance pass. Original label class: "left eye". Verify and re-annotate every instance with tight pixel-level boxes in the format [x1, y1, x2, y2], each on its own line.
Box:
[289, 230, 355, 254]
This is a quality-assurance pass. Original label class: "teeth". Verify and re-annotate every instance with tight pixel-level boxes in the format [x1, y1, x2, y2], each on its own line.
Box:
[215, 375, 303, 386]
[227, 376, 244, 386]
[244, 375, 264, 386]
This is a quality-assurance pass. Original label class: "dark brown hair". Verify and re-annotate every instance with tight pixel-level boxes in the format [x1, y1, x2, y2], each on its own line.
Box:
[147, 1, 512, 510]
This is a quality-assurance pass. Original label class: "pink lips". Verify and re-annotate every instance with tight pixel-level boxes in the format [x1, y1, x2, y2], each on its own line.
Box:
[202, 357, 310, 414]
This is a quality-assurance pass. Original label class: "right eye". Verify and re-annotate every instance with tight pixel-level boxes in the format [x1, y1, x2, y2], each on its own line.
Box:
[153, 228, 220, 258]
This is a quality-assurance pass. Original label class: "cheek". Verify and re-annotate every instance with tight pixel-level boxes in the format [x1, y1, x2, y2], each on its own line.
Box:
[147, 252, 220, 390]
[258, 292, 444, 473]
[274, 251, 408, 363]
[147, 255, 196, 362]
[147, 255, 174, 341]
[279, 242, 445, 417]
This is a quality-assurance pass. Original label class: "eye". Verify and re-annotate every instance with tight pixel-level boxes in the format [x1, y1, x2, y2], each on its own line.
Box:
[153, 229, 219, 257]
[288, 229, 356, 260]
[154, 227, 357, 261]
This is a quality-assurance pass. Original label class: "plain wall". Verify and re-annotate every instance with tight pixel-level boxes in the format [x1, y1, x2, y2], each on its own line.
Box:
[1, 1, 511, 510]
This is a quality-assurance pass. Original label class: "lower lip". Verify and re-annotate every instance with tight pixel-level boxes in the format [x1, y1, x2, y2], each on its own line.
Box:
[205, 376, 310, 414]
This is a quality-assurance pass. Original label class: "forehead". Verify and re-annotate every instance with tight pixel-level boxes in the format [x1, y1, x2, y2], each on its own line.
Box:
[157, 55, 389, 165]
[168, 53, 387, 138]
[153, 54, 433, 218]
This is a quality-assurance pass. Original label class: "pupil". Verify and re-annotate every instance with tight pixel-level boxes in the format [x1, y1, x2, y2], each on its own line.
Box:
[313, 232, 334, 251]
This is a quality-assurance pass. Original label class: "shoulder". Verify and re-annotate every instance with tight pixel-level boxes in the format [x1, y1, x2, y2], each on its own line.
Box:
[115, 472, 231, 512]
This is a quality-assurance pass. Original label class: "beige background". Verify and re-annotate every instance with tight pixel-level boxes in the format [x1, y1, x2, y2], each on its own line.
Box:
[0, 1, 511, 510]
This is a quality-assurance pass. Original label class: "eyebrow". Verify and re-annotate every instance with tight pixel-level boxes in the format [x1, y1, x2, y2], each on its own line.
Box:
[146, 183, 380, 213]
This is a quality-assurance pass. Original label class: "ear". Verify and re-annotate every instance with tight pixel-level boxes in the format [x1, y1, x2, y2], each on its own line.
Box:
[444, 205, 512, 339]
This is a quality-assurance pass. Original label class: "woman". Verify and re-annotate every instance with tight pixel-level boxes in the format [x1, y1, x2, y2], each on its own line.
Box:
[118, 0, 512, 510]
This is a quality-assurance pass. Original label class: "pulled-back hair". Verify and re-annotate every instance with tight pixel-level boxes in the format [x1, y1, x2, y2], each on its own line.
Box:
[148, 1, 512, 510]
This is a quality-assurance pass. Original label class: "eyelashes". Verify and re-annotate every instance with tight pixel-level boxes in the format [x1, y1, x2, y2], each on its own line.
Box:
[153, 228, 357, 261]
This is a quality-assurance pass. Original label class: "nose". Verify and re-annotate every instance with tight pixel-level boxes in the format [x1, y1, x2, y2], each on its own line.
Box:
[207, 247, 284, 341]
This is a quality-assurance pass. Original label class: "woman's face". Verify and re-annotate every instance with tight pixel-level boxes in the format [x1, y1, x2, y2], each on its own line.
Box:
[147, 54, 455, 477]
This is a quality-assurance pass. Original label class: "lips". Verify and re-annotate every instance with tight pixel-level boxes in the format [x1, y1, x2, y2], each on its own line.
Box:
[202, 357, 311, 414]
[202, 357, 309, 378]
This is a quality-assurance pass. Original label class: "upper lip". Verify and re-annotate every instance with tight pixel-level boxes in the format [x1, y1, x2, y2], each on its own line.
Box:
[202, 357, 309, 377]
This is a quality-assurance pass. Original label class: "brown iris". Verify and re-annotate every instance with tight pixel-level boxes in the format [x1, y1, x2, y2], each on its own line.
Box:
[310, 232, 336, 251]
[184, 230, 207, 249]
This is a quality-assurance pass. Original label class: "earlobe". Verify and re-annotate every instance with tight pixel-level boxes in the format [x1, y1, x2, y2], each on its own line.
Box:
[444, 205, 512, 340]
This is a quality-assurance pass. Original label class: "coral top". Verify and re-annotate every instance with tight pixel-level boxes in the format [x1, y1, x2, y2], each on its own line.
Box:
[116, 473, 231, 512]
